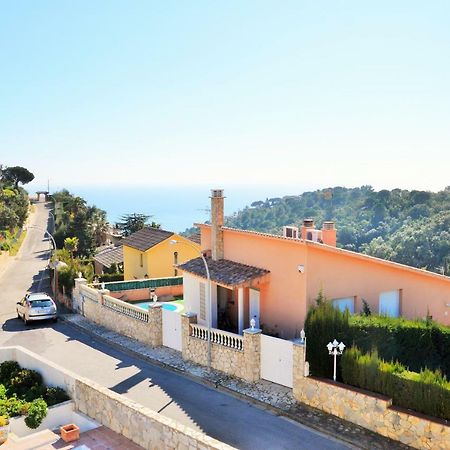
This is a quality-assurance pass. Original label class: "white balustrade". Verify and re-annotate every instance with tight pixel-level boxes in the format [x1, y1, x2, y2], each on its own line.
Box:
[102, 295, 149, 322]
[190, 324, 243, 351]
[80, 285, 99, 303]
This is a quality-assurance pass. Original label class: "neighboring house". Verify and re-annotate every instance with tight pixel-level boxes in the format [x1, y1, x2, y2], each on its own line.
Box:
[94, 245, 123, 274]
[178, 190, 450, 339]
[122, 227, 200, 280]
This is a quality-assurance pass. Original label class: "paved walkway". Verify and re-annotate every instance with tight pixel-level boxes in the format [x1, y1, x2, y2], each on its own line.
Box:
[62, 314, 411, 450]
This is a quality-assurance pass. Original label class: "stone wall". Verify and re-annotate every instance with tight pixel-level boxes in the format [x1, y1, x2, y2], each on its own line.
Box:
[74, 377, 233, 450]
[76, 283, 162, 347]
[181, 313, 261, 382]
[292, 344, 450, 449]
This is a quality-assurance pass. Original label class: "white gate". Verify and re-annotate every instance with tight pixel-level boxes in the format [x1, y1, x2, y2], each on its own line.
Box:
[162, 309, 182, 351]
[260, 334, 293, 388]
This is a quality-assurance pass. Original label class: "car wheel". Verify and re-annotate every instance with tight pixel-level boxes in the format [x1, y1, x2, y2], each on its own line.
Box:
[53, 317, 58, 323]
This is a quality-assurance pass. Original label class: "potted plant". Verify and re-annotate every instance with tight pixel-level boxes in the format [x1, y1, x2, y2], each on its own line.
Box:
[60, 423, 80, 442]
[0, 416, 10, 445]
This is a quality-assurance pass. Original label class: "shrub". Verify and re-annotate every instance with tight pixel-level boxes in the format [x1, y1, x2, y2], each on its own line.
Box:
[341, 346, 450, 420]
[44, 387, 70, 407]
[0, 361, 20, 385]
[0, 395, 27, 417]
[9, 369, 43, 398]
[24, 398, 47, 429]
[98, 273, 124, 283]
[0, 416, 8, 426]
[304, 292, 350, 378]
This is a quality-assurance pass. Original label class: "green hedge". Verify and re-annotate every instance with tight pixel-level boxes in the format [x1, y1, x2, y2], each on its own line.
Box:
[98, 273, 124, 283]
[348, 315, 450, 378]
[341, 347, 450, 420]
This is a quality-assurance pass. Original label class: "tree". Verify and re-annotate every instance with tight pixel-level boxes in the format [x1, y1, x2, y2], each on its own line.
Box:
[1, 166, 34, 188]
[117, 213, 152, 237]
[64, 237, 79, 259]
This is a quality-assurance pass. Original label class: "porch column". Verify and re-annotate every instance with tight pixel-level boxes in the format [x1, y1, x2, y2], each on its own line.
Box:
[238, 287, 244, 334]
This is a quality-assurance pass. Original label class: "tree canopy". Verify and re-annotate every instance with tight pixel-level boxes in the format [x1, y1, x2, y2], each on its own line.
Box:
[116, 213, 160, 237]
[1, 166, 34, 188]
[226, 186, 450, 275]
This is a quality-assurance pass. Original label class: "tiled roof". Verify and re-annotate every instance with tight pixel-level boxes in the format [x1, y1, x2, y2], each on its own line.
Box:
[178, 257, 270, 287]
[122, 227, 174, 252]
[186, 231, 201, 245]
[94, 246, 123, 268]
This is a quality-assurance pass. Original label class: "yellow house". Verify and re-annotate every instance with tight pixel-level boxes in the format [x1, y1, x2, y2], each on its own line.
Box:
[122, 227, 200, 280]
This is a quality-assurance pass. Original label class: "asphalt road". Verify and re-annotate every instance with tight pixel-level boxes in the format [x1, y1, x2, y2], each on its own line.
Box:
[0, 202, 353, 450]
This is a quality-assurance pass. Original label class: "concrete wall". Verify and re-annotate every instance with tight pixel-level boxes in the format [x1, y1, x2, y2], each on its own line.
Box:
[0, 346, 233, 450]
[292, 344, 450, 449]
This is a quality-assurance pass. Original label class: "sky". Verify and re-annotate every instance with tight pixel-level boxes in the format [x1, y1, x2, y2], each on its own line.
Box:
[1, 1, 450, 194]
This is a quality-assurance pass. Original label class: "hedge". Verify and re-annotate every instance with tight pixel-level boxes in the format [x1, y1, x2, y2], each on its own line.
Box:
[348, 315, 450, 378]
[341, 346, 450, 420]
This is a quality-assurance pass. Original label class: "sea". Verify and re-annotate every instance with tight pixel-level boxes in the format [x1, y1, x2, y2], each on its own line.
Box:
[40, 184, 310, 233]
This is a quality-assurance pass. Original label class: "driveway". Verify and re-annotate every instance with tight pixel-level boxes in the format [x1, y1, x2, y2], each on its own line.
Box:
[0, 202, 352, 450]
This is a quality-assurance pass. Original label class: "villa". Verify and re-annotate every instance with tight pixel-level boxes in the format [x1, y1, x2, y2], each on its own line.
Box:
[178, 190, 450, 338]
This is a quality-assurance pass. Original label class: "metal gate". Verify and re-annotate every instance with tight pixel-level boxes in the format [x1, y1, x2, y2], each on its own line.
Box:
[260, 334, 293, 388]
[162, 309, 182, 351]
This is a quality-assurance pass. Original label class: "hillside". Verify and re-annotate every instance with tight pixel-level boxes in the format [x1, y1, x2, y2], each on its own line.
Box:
[225, 186, 450, 276]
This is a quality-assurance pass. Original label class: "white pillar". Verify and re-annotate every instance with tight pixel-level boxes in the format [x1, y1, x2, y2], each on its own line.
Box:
[238, 287, 244, 335]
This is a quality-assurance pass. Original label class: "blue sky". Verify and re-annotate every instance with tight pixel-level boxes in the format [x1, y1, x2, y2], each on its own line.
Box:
[1, 1, 449, 193]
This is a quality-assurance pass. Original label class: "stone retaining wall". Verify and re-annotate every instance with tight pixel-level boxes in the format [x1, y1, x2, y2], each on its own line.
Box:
[292, 345, 450, 449]
[181, 313, 261, 382]
[74, 377, 233, 450]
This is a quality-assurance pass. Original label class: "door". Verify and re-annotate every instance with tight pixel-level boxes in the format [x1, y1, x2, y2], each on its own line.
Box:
[260, 335, 294, 387]
[249, 289, 260, 328]
[379, 290, 400, 317]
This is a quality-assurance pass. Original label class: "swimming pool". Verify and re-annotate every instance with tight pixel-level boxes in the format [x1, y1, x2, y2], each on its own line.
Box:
[133, 299, 184, 313]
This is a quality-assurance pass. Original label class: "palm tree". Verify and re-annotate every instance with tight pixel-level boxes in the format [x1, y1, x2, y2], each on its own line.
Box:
[64, 237, 79, 259]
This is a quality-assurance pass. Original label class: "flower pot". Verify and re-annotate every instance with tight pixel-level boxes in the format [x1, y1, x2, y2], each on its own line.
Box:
[0, 420, 10, 445]
[60, 423, 80, 443]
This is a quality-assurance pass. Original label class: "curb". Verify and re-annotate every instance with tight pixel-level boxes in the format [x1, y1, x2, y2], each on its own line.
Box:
[60, 315, 407, 450]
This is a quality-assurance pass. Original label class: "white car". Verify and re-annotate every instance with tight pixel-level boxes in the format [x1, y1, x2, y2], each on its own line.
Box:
[16, 293, 58, 325]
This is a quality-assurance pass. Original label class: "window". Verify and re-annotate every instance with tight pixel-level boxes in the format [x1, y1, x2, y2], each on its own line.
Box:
[140, 253, 143, 268]
[199, 282, 206, 321]
[174, 251, 178, 276]
[332, 297, 354, 314]
[379, 290, 400, 317]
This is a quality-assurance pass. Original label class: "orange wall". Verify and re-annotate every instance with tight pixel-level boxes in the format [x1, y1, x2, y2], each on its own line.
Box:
[307, 245, 450, 326]
[202, 227, 308, 338]
[199, 225, 450, 336]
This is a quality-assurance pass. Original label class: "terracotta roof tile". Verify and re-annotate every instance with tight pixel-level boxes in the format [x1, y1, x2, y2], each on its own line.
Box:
[178, 257, 270, 287]
[94, 246, 123, 268]
[122, 227, 173, 252]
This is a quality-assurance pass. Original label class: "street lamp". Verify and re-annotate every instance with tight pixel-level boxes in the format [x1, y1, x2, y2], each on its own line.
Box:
[170, 239, 212, 369]
[327, 339, 345, 381]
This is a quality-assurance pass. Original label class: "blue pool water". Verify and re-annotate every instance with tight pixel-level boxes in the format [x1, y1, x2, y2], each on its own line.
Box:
[134, 301, 179, 312]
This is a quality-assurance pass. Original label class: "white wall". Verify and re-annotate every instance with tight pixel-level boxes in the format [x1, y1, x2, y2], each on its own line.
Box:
[183, 274, 217, 327]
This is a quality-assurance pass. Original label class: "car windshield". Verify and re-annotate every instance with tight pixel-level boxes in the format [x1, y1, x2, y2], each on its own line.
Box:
[30, 300, 53, 308]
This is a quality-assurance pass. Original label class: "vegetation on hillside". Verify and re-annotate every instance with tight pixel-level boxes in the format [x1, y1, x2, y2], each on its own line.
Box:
[0, 165, 33, 251]
[116, 213, 160, 236]
[226, 186, 450, 275]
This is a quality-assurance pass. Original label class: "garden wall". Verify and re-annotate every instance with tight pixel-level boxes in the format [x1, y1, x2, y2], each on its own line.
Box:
[292, 346, 450, 449]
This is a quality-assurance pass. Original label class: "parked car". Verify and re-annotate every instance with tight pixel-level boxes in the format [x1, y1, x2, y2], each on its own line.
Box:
[16, 293, 58, 325]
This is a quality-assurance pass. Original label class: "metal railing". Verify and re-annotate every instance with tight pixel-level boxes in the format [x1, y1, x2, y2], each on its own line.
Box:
[102, 295, 149, 322]
[190, 324, 243, 351]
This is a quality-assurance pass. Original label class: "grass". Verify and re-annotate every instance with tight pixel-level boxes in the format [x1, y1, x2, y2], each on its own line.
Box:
[9, 230, 27, 256]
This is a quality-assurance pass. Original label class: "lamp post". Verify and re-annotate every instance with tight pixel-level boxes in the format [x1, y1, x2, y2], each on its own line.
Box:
[170, 239, 212, 369]
[327, 339, 345, 381]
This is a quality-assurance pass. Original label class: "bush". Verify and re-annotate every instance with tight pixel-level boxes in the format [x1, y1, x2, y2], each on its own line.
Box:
[24, 398, 47, 429]
[0, 361, 20, 385]
[99, 273, 124, 283]
[9, 369, 43, 398]
[0, 395, 27, 418]
[44, 387, 70, 406]
[304, 292, 350, 378]
[348, 315, 450, 377]
[341, 346, 450, 420]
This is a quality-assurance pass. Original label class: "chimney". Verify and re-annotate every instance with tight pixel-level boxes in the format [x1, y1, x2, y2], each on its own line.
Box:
[322, 221, 337, 247]
[301, 219, 315, 240]
[210, 189, 225, 260]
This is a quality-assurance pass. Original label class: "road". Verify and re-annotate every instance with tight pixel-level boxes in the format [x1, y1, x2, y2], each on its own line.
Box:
[0, 202, 352, 450]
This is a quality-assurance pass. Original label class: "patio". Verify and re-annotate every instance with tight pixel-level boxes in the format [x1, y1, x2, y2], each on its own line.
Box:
[4, 426, 143, 450]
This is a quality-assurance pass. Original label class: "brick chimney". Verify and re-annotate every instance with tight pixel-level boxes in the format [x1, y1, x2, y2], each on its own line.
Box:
[210, 189, 224, 260]
[322, 221, 337, 247]
[300, 219, 315, 240]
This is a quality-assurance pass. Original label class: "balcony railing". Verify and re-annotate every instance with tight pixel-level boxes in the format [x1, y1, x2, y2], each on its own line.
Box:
[102, 295, 149, 322]
[190, 324, 243, 351]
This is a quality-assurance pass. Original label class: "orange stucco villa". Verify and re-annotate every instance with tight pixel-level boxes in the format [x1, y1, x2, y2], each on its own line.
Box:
[178, 190, 450, 339]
